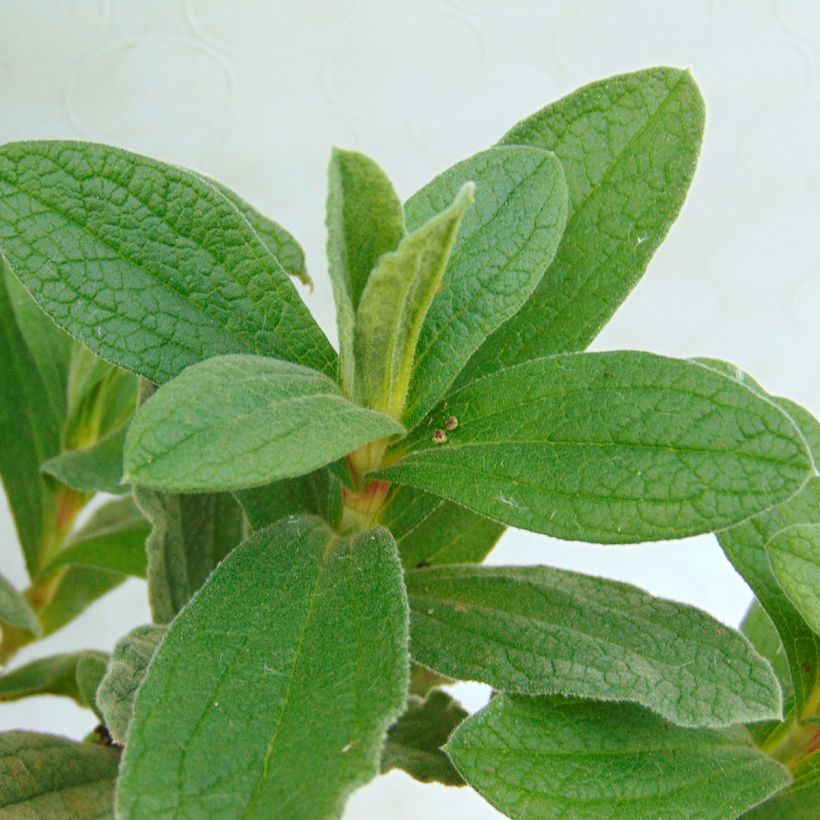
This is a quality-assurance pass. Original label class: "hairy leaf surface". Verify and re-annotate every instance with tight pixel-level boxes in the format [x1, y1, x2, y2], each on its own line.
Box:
[378, 352, 813, 542]
[117, 516, 409, 819]
[767, 523, 820, 636]
[0, 141, 335, 383]
[743, 752, 819, 818]
[460, 67, 705, 382]
[125, 355, 403, 492]
[0, 731, 119, 817]
[0, 573, 39, 635]
[407, 564, 781, 727]
[354, 184, 473, 417]
[447, 695, 791, 820]
[402, 146, 567, 426]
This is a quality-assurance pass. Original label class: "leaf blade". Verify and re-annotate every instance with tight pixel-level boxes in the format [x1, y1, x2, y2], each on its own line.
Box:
[0, 573, 39, 635]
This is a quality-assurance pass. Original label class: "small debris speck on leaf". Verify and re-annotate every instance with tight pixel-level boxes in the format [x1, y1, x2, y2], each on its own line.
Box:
[432, 429, 447, 444]
[445, 415, 459, 430]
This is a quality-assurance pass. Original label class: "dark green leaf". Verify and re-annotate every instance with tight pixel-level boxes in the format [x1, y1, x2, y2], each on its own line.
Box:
[719, 479, 820, 713]
[382, 690, 467, 786]
[0, 266, 61, 574]
[0, 140, 336, 383]
[135, 488, 244, 624]
[380, 485, 503, 568]
[42, 423, 129, 495]
[378, 352, 813, 543]
[741, 600, 793, 702]
[42, 496, 149, 578]
[403, 146, 568, 427]
[447, 695, 791, 820]
[326, 149, 404, 392]
[459, 67, 705, 383]
[124, 355, 403, 492]
[407, 564, 781, 727]
[117, 516, 409, 819]
[354, 183, 473, 418]
[0, 650, 107, 711]
[0, 731, 119, 818]
[97, 624, 166, 743]
[743, 751, 819, 818]
[0, 573, 39, 635]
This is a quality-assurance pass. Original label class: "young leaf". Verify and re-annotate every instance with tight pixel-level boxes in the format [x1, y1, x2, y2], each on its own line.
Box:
[201, 175, 311, 287]
[447, 695, 791, 820]
[459, 67, 705, 383]
[134, 488, 243, 624]
[402, 146, 568, 427]
[0, 731, 119, 816]
[124, 354, 404, 493]
[0, 573, 39, 635]
[741, 600, 793, 702]
[382, 690, 467, 786]
[75, 651, 108, 721]
[0, 140, 336, 384]
[326, 149, 404, 392]
[380, 485, 504, 568]
[767, 524, 820, 636]
[41, 496, 150, 578]
[117, 516, 409, 819]
[97, 624, 166, 744]
[407, 564, 781, 728]
[378, 352, 813, 543]
[719, 479, 820, 713]
[0, 650, 107, 710]
[742, 751, 819, 818]
[354, 183, 474, 418]
[0, 267, 61, 574]
[42, 423, 129, 495]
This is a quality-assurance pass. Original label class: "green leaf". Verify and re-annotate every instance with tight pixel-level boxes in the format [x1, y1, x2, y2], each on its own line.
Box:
[380, 485, 504, 568]
[42, 423, 129, 495]
[743, 751, 819, 818]
[354, 183, 474, 418]
[719, 479, 820, 713]
[134, 488, 244, 624]
[0, 573, 39, 635]
[0, 731, 119, 817]
[447, 695, 791, 820]
[97, 624, 166, 744]
[407, 564, 781, 728]
[741, 600, 793, 702]
[201, 175, 311, 287]
[0, 140, 336, 384]
[124, 354, 404, 492]
[0, 650, 107, 711]
[767, 524, 820, 636]
[117, 516, 409, 819]
[403, 146, 568, 427]
[38, 567, 124, 638]
[236, 467, 343, 531]
[459, 67, 705, 383]
[75, 651, 108, 721]
[326, 149, 404, 392]
[42, 496, 149, 578]
[378, 352, 813, 543]
[382, 690, 467, 786]
[0, 266, 61, 574]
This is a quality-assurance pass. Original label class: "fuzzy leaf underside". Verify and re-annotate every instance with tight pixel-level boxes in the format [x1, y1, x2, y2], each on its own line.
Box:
[125, 354, 404, 493]
[402, 146, 568, 427]
[378, 352, 813, 543]
[0, 731, 119, 818]
[407, 564, 781, 728]
[0, 140, 336, 384]
[447, 695, 791, 820]
[459, 66, 705, 383]
[117, 516, 409, 819]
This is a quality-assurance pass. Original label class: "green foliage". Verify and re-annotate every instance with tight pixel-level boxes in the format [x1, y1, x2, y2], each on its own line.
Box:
[447, 695, 791, 819]
[0, 67, 818, 819]
[116, 517, 409, 818]
[124, 354, 403, 492]
[0, 731, 120, 817]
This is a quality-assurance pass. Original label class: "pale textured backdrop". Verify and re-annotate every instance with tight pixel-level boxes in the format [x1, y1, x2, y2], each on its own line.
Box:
[1, 1, 819, 817]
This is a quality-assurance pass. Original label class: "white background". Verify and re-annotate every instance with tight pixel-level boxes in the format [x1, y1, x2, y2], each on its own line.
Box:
[1, 2, 819, 817]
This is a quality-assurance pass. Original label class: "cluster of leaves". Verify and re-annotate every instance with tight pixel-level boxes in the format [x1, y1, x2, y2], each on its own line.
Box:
[0, 66, 818, 819]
